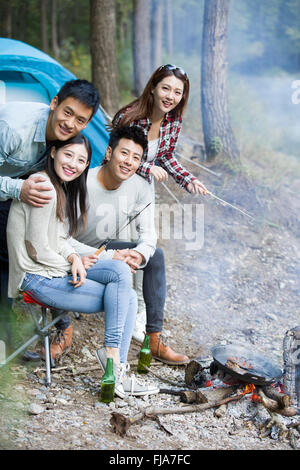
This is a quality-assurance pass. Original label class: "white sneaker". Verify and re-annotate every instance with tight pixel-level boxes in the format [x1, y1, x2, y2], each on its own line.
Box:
[132, 310, 147, 344]
[122, 373, 159, 396]
[95, 347, 159, 398]
[114, 363, 127, 399]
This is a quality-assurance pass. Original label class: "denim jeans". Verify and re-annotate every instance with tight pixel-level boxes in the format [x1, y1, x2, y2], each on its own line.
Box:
[107, 242, 166, 333]
[21, 259, 137, 363]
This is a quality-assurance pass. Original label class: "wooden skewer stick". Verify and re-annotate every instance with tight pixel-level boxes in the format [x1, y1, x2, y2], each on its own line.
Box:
[206, 191, 255, 220]
[94, 244, 106, 256]
[176, 152, 222, 177]
[161, 182, 186, 211]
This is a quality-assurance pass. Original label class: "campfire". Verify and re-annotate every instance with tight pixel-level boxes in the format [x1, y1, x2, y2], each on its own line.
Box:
[110, 343, 300, 449]
[184, 344, 297, 414]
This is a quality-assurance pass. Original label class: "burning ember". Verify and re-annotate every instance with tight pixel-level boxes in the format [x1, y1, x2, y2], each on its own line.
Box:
[239, 383, 261, 402]
[205, 372, 261, 403]
[239, 383, 255, 396]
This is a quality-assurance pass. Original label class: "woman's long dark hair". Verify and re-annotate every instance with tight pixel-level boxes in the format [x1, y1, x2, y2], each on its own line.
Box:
[45, 133, 92, 237]
[112, 65, 190, 128]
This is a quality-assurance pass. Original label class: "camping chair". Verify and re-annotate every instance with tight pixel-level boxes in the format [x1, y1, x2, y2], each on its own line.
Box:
[0, 291, 66, 386]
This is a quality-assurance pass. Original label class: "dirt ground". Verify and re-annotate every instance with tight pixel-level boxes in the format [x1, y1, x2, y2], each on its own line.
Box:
[0, 138, 299, 452]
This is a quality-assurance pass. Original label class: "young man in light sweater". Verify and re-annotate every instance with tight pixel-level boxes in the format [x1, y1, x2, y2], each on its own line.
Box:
[74, 126, 189, 365]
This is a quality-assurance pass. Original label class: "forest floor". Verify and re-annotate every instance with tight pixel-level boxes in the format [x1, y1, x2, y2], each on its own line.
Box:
[0, 135, 300, 452]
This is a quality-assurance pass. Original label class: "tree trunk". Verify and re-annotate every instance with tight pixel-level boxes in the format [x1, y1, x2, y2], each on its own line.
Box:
[151, 0, 163, 70]
[90, 0, 119, 117]
[40, 0, 49, 54]
[1, 0, 12, 38]
[51, 0, 59, 59]
[116, 1, 130, 48]
[18, 2, 28, 43]
[166, 0, 173, 60]
[201, 0, 240, 164]
[133, 0, 151, 96]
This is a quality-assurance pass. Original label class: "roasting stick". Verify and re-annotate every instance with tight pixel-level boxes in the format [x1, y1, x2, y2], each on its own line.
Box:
[161, 180, 253, 220]
[206, 191, 255, 220]
[94, 202, 152, 256]
[175, 153, 254, 219]
[161, 181, 186, 212]
[94, 241, 108, 256]
[176, 152, 221, 177]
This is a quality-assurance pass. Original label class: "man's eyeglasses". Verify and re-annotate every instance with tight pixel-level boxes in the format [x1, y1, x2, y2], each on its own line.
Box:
[159, 64, 188, 79]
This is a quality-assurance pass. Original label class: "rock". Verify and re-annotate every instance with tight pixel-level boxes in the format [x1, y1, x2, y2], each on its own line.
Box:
[115, 399, 129, 408]
[35, 394, 47, 401]
[46, 403, 55, 410]
[56, 398, 69, 406]
[93, 402, 102, 409]
[127, 397, 135, 407]
[56, 393, 69, 401]
[27, 389, 41, 397]
[81, 346, 94, 360]
[28, 403, 45, 415]
[264, 312, 278, 321]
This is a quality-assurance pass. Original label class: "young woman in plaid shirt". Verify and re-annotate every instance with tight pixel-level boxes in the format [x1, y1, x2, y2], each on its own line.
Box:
[112, 64, 207, 195]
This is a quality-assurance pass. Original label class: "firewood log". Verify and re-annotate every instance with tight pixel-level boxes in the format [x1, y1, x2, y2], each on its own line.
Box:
[180, 390, 207, 404]
[182, 386, 238, 404]
[262, 385, 292, 409]
[258, 389, 297, 417]
[185, 356, 212, 386]
[160, 386, 238, 404]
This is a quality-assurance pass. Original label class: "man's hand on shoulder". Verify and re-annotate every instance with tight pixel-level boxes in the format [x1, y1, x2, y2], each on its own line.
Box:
[20, 175, 53, 207]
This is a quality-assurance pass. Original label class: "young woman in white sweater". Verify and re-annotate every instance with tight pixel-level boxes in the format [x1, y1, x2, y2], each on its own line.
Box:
[7, 133, 158, 398]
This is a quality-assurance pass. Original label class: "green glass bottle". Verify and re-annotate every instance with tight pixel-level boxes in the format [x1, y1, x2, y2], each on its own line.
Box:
[137, 334, 152, 374]
[99, 357, 115, 403]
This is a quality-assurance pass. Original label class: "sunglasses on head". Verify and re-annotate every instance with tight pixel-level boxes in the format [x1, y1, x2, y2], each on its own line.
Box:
[159, 64, 188, 79]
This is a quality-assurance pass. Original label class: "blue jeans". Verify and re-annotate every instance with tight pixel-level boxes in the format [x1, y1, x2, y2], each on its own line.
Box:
[107, 243, 166, 332]
[20, 259, 137, 363]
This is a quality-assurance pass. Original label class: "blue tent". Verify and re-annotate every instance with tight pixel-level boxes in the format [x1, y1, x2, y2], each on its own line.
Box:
[0, 38, 109, 168]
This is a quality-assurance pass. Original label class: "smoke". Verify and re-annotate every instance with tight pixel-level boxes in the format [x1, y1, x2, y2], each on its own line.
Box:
[230, 74, 300, 158]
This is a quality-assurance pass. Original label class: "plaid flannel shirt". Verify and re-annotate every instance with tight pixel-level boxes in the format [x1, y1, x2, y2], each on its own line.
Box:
[114, 111, 196, 190]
